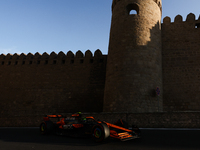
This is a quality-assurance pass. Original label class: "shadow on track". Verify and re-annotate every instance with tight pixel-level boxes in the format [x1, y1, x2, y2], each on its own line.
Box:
[0, 128, 102, 146]
[0, 128, 199, 150]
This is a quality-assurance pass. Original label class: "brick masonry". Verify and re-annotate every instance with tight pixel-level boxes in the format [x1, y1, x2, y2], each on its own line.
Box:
[162, 14, 200, 111]
[0, 50, 107, 116]
[104, 0, 163, 113]
[0, 0, 200, 127]
[0, 112, 199, 128]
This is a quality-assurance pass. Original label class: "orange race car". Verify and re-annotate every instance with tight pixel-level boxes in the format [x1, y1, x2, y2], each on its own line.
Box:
[40, 112, 141, 142]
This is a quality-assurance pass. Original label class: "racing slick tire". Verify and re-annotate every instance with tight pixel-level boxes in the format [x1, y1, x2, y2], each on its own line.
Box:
[40, 121, 54, 135]
[92, 123, 110, 142]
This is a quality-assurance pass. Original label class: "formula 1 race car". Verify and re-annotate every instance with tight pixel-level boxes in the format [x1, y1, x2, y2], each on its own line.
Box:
[40, 112, 141, 142]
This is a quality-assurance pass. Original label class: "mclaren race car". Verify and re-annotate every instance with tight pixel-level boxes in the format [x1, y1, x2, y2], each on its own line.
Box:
[40, 112, 141, 142]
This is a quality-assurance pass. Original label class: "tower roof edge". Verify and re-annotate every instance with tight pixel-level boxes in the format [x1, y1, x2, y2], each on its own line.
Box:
[112, 0, 162, 12]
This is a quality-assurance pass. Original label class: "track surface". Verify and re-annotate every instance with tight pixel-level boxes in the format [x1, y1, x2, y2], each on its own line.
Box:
[0, 128, 199, 150]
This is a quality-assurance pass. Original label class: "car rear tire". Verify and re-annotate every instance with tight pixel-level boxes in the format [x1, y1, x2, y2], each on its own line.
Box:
[92, 123, 110, 142]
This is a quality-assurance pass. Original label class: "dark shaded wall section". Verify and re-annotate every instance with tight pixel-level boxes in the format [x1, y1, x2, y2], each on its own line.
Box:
[162, 14, 200, 111]
[1, 112, 200, 128]
[0, 50, 107, 116]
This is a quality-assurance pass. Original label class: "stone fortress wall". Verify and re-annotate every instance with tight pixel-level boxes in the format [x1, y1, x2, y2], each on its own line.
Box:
[0, 50, 107, 117]
[162, 14, 200, 111]
[0, 0, 200, 127]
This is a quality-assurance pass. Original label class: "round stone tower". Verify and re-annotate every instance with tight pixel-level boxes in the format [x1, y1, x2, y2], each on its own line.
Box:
[104, 0, 163, 113]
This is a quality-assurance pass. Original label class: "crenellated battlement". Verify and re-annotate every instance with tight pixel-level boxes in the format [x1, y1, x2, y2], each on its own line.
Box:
[163, 13, 200, 25]
[0, 49, 107, 66]
[112, 0, 162, 11]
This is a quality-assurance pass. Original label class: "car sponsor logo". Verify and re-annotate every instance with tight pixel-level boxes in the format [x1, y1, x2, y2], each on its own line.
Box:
[65, 117, 75, 121]
[63, 124, 73, 129]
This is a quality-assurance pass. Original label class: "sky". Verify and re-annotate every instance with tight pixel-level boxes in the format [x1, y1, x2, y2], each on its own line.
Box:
[0, 0, 199, 55]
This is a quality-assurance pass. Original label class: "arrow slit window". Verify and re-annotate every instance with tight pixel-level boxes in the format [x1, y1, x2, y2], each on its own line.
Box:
[127, 3, 139, 15]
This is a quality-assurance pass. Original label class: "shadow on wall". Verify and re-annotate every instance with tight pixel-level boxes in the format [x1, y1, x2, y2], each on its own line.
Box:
[104, 19, 163, 113]
[162, 13, 200, 111]
[0, 49, 107, 117]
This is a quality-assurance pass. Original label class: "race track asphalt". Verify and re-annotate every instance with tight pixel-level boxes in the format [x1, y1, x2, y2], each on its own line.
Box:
[0, 128, 199, 150]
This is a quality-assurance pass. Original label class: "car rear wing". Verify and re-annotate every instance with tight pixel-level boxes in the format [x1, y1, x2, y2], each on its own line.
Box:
[46, 115, 63, 118]
[43, 115, 63, 121]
